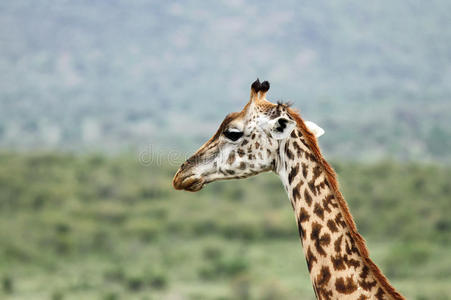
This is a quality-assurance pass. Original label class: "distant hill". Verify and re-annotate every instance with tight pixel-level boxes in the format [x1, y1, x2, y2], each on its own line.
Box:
[0, 1, 450, 162]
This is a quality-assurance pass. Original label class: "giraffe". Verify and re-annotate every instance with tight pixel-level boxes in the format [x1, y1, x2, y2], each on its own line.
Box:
[172, 79, 405, 300]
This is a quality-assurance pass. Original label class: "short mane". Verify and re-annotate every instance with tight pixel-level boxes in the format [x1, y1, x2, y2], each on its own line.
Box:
[287, 107, 405, 300]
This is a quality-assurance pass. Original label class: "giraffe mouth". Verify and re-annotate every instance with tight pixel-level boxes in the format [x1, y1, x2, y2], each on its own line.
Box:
[173, 173, 205, 192]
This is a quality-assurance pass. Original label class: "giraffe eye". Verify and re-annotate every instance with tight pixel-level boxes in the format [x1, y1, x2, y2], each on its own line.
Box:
[224, 129, 243, 141]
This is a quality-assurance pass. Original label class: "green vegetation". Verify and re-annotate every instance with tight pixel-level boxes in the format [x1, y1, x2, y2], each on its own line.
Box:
[0, 152, 450, 299]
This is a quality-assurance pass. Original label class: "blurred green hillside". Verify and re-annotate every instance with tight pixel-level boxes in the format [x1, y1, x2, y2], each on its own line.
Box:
[0, 1, 451, 161]
[0, 153, 450, 299]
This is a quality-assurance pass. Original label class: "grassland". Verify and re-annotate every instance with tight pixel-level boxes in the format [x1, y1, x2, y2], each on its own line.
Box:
[0, 153, 450, 299]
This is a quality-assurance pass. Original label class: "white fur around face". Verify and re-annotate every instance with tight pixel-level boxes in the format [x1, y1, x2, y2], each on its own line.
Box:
[268, 117, 296, 140]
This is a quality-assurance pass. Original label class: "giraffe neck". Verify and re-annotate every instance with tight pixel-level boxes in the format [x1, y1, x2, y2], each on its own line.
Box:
[276, 128, 403, 300]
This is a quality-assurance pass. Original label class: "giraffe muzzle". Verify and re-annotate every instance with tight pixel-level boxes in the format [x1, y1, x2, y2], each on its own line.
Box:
[172, 171, 205, 192]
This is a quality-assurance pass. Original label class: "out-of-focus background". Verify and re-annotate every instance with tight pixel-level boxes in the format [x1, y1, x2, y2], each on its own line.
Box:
[0, 1, 450, 299]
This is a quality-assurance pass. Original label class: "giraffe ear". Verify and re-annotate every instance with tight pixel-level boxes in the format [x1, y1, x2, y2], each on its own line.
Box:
[305, 121, 325, 138]
[269, 117, 296, 140]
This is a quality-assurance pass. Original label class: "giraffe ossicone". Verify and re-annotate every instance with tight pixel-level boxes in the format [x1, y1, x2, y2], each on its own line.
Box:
[173, 79, 405, 300]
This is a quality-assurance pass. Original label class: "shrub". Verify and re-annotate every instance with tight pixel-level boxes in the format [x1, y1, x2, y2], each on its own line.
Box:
[149, 272, 168, 290]
[2, 275, 13, 294]
[103, 292, 119, 300]
[51, 291, 64, 300]
[103, 266, 125, 282]
[203, 245, 223, 261]
[123, 218, 160, 242]
[126, 276, 144, 292]
[198, 254, 249, 280]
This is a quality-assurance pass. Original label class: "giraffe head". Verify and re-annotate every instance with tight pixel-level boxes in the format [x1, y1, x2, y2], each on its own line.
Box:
[173, 79, 324, 192]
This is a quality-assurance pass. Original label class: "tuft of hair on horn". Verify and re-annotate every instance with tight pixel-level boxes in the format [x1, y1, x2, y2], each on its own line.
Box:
[250, 78, 261, 101]
[251, 78, 261, 92]
[250, 78, 270, 101]
[260, 81, 270, 92]
[259, 80, 270, 99]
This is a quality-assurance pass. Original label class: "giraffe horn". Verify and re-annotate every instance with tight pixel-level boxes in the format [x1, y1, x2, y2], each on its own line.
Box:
[250, 79, 270, 103]
[259, 80, 270, 100]
[250, 78, 261, 102]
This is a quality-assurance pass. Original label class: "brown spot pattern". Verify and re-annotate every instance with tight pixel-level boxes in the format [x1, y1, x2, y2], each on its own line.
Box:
[299, 136, 309, 148]
[308, 180, 317, 196]
[327, 219, 339, 233]
[306, 246, 317, 272]
[292, 181, 302, 202]
[316, 266, 331, 286]
[322, 194, 337, 213]
[298, 207, 310, 223]
[316, 266, 333, 300]
[227, 151, 235, 165]
[301, 162, 308, 178]
[335, 276, 358, 294]
[334, 234, 343, 252]
[376, 287, 386, 300]
[288, 164, 299, 185]
[312, 165, 322, 180]
[297, 207, 310, 238]
[313, 202, 324, 220]
[331, 254, 346, 271]
[345, 233, 359, 255]
[293, 141, 303, 155]
[304, 189, 313, 207]
[297, 221, 306, 240]
[359, 265, 378, 291]
[344, 254, 361, 269]
[285, 142, 294, 159]
[334, 212, 347, 228]
[310, 222, 331, 257]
